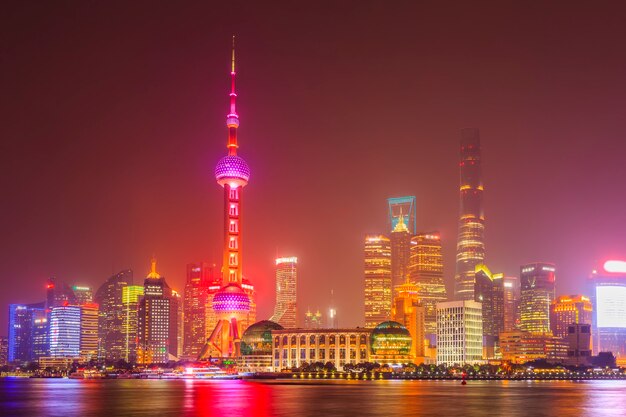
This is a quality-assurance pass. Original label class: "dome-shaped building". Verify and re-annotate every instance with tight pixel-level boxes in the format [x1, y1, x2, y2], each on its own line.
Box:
[241, 320, 284, 356]
[239, 320, 283, 373]
[370, 321, 413, 365]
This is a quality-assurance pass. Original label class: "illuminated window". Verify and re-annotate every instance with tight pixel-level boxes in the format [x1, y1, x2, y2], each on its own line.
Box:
[229, 238, 238, 249]
[229, 203, 239, 217]
[229, 254, 238, 266]
[229, 188, 239, 200]
[229, 220, 239, 233]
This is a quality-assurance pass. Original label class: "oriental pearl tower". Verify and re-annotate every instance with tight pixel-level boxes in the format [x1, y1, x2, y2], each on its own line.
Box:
[199, 37, 254, 359]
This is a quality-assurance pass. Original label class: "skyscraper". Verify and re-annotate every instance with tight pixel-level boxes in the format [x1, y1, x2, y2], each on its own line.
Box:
[183, 262, 215, 360]
[270, 257, 298, 328]
[502, 276, 520, 332]
[409, 232, 447, 336]
[80, 303, 99, 361]
[519, 263, 556, 334]
[364, 235, 392, 328]
[73, 286, 93, 305]
[387, 196, 416, 235]
[392, 280, 426, 359]
[137, 258, 180, 363]
[7, 302, 46, 363]
[94, 269, 132, 361]
[46, 277, 77, 308]
[389, 214, 412, 290]
[122, 285, 144, 362]
[49, 306, 81, 358]
[0, 337, 8, 366]
[454, 128, 486, 300]
[202, 39, 255, 359]
[590, 260, 626, 357]
[304, 308, 323, 329]
[550, 295, 593, 339]
[436, 300, 483, 365]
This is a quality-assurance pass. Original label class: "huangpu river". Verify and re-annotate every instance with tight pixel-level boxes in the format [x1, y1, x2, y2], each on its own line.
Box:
[2, 378, 626, 417]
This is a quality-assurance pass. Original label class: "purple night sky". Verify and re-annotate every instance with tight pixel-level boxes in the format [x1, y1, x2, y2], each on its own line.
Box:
[2, 1, 626, 332]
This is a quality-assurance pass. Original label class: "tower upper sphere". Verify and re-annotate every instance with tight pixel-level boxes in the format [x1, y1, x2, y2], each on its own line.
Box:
[215, 154, 250, 187]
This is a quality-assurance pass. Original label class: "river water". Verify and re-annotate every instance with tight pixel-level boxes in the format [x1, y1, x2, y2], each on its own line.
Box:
[1, 378, 626, 417]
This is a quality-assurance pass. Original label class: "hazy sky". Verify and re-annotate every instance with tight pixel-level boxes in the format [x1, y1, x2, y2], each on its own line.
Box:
[3, 1, 626, 333]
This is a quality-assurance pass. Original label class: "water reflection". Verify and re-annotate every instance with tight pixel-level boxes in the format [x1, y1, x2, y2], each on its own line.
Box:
[1, 378, 625, 417]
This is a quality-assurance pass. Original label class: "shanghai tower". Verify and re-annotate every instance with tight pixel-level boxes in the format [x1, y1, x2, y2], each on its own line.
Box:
[454, 128, 485, 300]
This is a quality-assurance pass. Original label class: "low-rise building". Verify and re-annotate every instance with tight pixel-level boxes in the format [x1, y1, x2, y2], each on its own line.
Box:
[499, 331, 568, 364]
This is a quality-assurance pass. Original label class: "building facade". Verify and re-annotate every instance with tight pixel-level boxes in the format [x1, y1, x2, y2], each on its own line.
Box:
[436, 300, 483, 365]
[7, 302, 46, 363]
[590, 261, 626, 359]
[519, 263, 556, 334]
[389, 213, 412, 291]
[80, 303, 99, 361]
[499, 331, 568, 364]
[270, 257, 298, 328]
[94, 269, 132, 361]
[49, 306, 81, 358]
[408, 232, 447, 337]
[304, 309, 323, 329]
[550, 295, 593, 339]
[454, 128, 486, 300]
[138, 259, 180, 363]
[392, 281, 426, 360]
[121, 285, 143, 362]
[182, 262, 215, 360]
[271, 328, 372, 371]
[364, 235, 392, 328]
[565, 323, 592, 366]
[73, 286, 93, 305]
[502, 276, 520, 332]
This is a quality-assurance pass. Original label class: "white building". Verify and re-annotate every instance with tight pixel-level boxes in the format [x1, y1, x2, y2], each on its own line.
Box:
[436, 300, 483, 365]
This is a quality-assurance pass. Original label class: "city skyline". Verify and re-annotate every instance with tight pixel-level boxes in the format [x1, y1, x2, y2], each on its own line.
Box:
[4, 2, 626, 333]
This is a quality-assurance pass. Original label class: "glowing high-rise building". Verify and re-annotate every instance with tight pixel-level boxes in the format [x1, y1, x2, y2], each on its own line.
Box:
[389, 214, 412, 291]
[270, 257, 298, 328]
[550, 295, 592, 339]
[590, 260, 626, 358]
[409, 232, 447, 336]
[364, 234, 392, 328]
[122, 285, 144, 362]
[7, 302, 46, 363]
[137, 259, 180, 363]
[519, 263, 556, 334]
[304, 308, 323, 329]
[202, 38, 254, 359]
[80, 303, 99, 361]
[436, 300, 483, 365]
[94, 269, 132, 361]
[392, 279, 426, 360]
[49, 306, 81, 358]
[388, 196, 416, 235]
[73, 286, 93, 305]
[46, 277, 77, 308]
[503, 275, 520, 332]
[454, 128, 486, 300]
[182, 262, 216, 360]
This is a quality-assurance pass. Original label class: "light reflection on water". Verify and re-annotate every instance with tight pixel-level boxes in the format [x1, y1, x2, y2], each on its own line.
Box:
[1, 378, 626, 417]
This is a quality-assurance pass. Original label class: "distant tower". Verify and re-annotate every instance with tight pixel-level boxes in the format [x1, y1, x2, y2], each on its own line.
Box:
[387, 196, 416, 235]
[121, 284, 144, 362]
[392, 279, 426, 359]
[454, 128, 486, 300]
[519, 262, 556, 334]
[409, 232, 447, 336]
[270, 257, 298, 328]
[202, 37, 254, 359]
[364, 234, 392, 328]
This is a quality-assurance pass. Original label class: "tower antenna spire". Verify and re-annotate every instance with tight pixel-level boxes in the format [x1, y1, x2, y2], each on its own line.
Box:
[231, 35, 236, 73]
